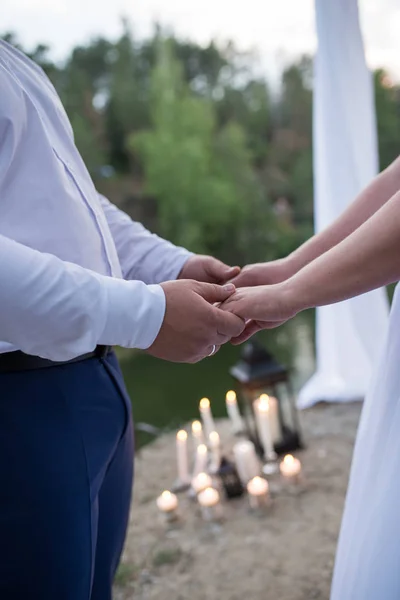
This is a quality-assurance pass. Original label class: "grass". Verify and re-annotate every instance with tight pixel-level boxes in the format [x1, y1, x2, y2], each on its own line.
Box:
[152, 547, 183, 568]
[114, 563, 136, 587]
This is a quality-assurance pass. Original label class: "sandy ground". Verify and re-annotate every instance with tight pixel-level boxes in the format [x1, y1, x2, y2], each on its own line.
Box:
[113, 402, 362, 600]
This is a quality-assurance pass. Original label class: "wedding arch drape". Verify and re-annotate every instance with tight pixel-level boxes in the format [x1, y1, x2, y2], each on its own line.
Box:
[297, 0, 389, 409]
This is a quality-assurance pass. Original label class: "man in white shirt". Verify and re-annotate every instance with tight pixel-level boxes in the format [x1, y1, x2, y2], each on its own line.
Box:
[0, 40, 244, 600]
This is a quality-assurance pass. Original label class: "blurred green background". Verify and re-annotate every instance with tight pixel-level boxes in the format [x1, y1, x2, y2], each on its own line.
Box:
[3, 23, 399, 270]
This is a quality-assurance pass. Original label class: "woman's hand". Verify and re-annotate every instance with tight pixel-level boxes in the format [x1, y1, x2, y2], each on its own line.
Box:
[220, 283, 299, 344]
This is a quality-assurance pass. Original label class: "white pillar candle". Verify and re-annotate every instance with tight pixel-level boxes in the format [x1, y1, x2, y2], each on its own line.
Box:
[233, 440, 261, 485]
[197, 486, 222, 521]
[208, 431, 221, 473]
[225, 390, 244, 433]
[176, 430, 190, 484]
[247, 476, 269, 509]
[192, 443, 208, 477]
[262, 394, 282, 443]
[191, 420, 204, 447]
[156, 490, 179, 522]
[192, 472, 212, 494]
[199, 398, 216, 438]
[280, 454, 302, 483]
[254, 395, 276, 460]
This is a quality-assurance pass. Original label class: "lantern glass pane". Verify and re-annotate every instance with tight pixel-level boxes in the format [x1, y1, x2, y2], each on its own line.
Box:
[275, 381, 294, 431]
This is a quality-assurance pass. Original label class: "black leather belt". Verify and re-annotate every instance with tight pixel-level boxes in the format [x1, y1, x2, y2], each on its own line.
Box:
[0, 345, 112, 374]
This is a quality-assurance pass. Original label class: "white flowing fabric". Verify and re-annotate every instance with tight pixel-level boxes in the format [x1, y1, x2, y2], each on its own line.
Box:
[331, 284, 400, 598]
[297, 0, 389, 409]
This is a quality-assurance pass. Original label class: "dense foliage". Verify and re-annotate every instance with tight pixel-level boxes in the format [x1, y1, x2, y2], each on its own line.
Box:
[2, 25, 400, 265]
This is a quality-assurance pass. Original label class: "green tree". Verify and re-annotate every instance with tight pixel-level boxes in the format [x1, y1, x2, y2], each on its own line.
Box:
[132, 40, 268, 260]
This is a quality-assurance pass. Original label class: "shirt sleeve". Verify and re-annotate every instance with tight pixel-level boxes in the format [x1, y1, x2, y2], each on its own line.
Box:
[98, 194, 193, 284]
[0, 234, 166, 361]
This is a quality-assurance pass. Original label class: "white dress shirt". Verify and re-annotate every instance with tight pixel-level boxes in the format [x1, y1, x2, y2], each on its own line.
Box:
[0, 41, 191, 360]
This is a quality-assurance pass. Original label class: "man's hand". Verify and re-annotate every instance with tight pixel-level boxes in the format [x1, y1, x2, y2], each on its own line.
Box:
[147, 280, 245, 363]
[179, 255, 240, 284]
[230, 257, 297, 288]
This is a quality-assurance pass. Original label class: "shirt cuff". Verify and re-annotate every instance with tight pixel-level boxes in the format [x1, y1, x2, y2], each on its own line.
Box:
[101, 278, 166, 349]
[167, 249, 194, 281]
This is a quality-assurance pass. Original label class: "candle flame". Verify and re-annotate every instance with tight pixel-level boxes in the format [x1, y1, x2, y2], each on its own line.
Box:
[226, 390, 237, 404]
[192, 420, 202, 433]
[247, 476, 269, 496]
[284, 454, 294, 465]
[258, 394, 270, 412]
[176, 430, 187, 441]
[198, 486, 220, 506]
[199, 397, 210, 410]
[197, 444, 207, 455]
[192, 472, 212, 491]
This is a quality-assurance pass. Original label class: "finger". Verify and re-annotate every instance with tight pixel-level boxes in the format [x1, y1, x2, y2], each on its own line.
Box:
[188, 345, 221, 364]
[214, 308, 246, 338]
[206, 259, 241, 283]
[231, 319, 287, 345]
[195, 282, 236, 303]
[230, 321, 262, 345]
[229, 272, 249, 287]
[214, 333, 235, 345]
[206, 344, 221, 358]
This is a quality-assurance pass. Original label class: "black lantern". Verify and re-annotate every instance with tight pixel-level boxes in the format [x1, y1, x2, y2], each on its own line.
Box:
[229, 341, 303, 458]
[216, 457, 244, 500]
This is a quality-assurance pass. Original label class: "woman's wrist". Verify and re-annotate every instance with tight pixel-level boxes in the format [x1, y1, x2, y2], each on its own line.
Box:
[279, 274, 311, 319]
[286, 247, 313, 277]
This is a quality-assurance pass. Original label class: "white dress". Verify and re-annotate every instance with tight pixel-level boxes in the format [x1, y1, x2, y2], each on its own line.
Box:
[331, 284, 400, 598]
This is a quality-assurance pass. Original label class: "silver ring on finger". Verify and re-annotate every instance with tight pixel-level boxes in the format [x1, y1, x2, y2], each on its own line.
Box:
[208, 344, 217, 357]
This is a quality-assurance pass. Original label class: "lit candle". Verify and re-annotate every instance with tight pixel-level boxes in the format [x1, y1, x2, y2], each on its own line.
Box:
[208, 431, 221, 473]
[280, 454, 302, 483]
[247, 476, 269, 509]
[197, 486, 222, 521]
[263, 395, 281, 443]
[192, 443, 208, 477]
[198, 486, 220, 507]
[254, 395, 276, 461]
[191, 420, 204, 447]
[176, 430, 190, 485]
[199, 398, 216, 438]
[156, 490, 179, 522]
[192, 472, 212, 494]
[225, 390, 244, 434]
[233, 440, 261, 485]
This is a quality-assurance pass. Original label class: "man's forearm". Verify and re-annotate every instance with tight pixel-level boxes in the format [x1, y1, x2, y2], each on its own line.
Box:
[288, 156, 400, 272]
[285, 190, 400, 312]
[0, 234, 165, 361]
[98, 194, 191, 284]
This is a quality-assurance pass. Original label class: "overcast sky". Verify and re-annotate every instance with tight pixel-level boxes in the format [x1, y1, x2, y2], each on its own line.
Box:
[3, 0, 400, 82]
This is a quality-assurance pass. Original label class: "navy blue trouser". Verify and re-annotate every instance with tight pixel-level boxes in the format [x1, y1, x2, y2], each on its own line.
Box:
[0, 351, 134, 600]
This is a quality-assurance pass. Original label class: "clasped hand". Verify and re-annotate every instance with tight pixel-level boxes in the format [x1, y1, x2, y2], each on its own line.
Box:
[219, 258, 300, 345]
[147, 255, 299, 363]
[219, 283, 297, 345]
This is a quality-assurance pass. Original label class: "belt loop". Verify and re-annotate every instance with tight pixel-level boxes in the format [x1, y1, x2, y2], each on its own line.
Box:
[95, 345, 107, 359]
[95, 345, 111, 359]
